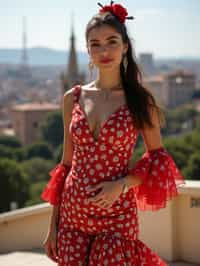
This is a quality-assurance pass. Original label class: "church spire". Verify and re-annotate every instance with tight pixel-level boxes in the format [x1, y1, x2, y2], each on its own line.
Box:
[66, 13, 79, 86]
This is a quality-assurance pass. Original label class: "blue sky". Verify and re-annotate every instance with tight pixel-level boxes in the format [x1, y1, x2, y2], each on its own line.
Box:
[0, 0, 200, 58]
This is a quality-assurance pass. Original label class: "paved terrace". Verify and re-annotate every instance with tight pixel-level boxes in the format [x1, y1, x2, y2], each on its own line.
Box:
[0, 248, 199, 266]
[0, 181, 200, 265]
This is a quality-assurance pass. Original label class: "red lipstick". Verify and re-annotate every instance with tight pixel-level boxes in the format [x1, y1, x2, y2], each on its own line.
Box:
[100, 58, 113, 64]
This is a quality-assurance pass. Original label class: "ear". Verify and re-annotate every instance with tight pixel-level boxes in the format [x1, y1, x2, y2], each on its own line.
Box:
[123, 43, 128, 54]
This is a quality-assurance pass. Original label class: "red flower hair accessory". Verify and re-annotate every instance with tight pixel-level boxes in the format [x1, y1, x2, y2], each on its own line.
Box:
[97, 1, 134, 24]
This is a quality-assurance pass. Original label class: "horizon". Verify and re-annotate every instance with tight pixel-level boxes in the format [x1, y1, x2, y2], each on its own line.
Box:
[0, 46, 200, 61]
[0, 0, 200, 58]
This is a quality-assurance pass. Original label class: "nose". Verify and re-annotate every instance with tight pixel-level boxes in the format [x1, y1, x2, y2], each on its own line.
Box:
[99, 44, 109, 55]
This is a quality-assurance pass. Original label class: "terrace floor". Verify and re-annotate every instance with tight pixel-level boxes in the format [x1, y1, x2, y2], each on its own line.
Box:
[0, 248, 198, 266]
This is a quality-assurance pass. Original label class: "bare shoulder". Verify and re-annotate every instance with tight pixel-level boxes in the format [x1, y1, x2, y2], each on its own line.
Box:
[62, 87, 77, 120]
[81, 81, 95, 91]
[63, 87, 75, 104]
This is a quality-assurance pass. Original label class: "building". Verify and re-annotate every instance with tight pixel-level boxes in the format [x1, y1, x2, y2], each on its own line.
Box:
[60, 20, 85, 96]
[143, 74, 166, 106]
[144, 70, 196, 108]
[165, 70, 196, 108]
[10, 102, 60, 145]
[139, 53, 156, 76]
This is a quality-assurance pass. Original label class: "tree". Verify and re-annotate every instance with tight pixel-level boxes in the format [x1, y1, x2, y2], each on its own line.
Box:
[24, 141, 53, 160]
[183, 130, 200, 152]
[39, 111, 63, 148]
[0, 144, 25, 161]
[0, 159, 30, 213]
[21, 157, 54, 183]
[54, 143, 64, 163]
[25, 180, 47, 206]
[163, 138, 192, 169]
[0, 135, 22, 148]
[183, 152, 200, 180]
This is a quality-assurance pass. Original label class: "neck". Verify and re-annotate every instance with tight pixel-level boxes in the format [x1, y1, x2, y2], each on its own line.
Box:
[95, 68, 122, 90]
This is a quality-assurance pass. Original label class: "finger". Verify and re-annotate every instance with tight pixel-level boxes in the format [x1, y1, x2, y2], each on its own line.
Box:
[93, 198, 105, 204]
[91, 194, 107, 203]
[47, 245, 58, 263]
[86, 183, 103, 192]
[51, 243, 58, 260]
[89, 191, 105, 201]
[102, 202, 112, 209]
[96, 199, 109, 206]
[46, 246, 54, 261]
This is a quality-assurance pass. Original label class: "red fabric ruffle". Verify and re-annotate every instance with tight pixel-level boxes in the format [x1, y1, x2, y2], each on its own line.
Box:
[41, 163, 71, 205]
[128, 147, 186, 211]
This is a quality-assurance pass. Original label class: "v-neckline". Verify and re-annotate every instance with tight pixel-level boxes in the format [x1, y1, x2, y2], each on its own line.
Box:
[74, 85, 128, 144]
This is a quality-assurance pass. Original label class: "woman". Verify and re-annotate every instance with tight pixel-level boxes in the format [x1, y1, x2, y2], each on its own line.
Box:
[41, 2, 185, 265]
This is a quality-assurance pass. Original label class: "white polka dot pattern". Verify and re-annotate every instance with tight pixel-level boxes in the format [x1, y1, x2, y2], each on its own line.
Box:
[55, 85, 169, 265]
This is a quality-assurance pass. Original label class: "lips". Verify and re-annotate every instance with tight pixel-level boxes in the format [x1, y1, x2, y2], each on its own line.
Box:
[100, 58, 113, 64]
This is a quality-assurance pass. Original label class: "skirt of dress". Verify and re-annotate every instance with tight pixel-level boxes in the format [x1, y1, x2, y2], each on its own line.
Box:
[56, 225, 168, 266]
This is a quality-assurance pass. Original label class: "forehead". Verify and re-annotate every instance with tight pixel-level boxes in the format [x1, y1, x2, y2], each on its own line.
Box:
[87, 25, 121, 41]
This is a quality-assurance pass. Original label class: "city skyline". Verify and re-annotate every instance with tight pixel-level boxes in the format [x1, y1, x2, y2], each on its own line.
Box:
[0, 0, 200, 58]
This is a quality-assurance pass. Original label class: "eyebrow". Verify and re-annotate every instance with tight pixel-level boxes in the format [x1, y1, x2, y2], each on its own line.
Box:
[89, 35, 119, 42]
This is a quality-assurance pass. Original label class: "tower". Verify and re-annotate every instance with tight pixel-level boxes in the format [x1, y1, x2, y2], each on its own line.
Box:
[21, 16, 28, 68]
[139, 53, 156, 76]
[61, 14, 85, 95]
[19, 16, 31, 78]
[66, 16, 79, 86]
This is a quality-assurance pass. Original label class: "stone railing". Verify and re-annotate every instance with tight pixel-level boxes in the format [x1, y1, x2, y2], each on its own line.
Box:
[0, 181, 199, 264]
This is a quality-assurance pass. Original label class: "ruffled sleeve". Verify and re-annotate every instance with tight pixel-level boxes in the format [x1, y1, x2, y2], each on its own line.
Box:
[41, 163, 71, 205]
[127, 146, 185, 211]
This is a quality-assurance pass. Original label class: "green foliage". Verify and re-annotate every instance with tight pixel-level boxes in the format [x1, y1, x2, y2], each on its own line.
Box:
[130, 145, 145, 167]
[39, 111, 63, 148]
[0, 144, 25, 161]
[0, 159, 30, 213]
[0, 135, 22, 148]
[54, 143, 63, 163]
[23, 141, 53, 160]
[20, 157, 54, 182]
[183, 131, 200, 152]
[162, 105, 199, 135]
[183, 152, 200, 180]
[195, 116, 200, 131]
[24, 180, 47, 206]
[131, 126, 200, 180]
[163, 138, 192, 168]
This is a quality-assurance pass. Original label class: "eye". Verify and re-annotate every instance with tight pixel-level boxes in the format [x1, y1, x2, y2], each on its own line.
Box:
[109, 40, 117, 44]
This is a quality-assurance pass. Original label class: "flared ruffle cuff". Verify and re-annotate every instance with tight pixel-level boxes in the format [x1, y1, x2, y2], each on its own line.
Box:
[41, 163, 71, 205]
[128, 147, 185, 211]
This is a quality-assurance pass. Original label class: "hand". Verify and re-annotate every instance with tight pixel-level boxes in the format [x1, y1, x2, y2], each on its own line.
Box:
[43, 226, 59, 263]
[85, 179, 124, 209]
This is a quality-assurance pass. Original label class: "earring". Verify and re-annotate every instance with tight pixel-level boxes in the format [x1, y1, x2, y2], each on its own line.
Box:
[123, 54, 128, 73]
[88, 60, 94, 80]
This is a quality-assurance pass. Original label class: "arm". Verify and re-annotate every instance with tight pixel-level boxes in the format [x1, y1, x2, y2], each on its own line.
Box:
[125, 105, 163, 189]
[121, 106, 185, 211]
[60, 88, 75, 167]
[42, 88, 75, 230]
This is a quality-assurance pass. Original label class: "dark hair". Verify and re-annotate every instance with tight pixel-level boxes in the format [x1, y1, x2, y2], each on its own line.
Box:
[85, 12, 166, 130]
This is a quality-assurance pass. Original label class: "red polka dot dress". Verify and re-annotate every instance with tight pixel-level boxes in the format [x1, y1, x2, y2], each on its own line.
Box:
[41, 85, 185, 265]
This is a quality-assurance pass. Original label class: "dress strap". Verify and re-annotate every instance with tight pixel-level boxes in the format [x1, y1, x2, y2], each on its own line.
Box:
[73, 85, 81, 104]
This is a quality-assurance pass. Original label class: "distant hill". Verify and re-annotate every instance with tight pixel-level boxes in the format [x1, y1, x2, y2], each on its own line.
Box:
[0, 47, 89, 66]
[0, 47, 199, 67]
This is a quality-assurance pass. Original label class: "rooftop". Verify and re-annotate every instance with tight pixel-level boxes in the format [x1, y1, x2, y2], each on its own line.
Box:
[11, 102, 60, 111]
